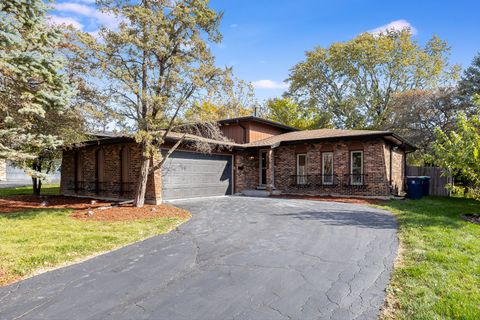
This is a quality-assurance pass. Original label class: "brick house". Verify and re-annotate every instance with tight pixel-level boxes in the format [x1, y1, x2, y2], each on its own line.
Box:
[60, 116, 415, 203]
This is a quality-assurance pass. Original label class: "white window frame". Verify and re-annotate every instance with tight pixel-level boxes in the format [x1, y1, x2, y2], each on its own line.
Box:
[350, 151, 364, 185]
[296, 153, 307, 185]
[322, 152, 334, 185]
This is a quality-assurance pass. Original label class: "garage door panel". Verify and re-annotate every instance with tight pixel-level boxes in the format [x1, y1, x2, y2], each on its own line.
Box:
[161, 151, 232, 200]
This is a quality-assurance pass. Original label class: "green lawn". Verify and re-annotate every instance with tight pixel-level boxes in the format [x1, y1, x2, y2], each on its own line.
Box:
[378, 197, 480, 320]
[0, 185, 190, 286]
[0, 184, 60, 196]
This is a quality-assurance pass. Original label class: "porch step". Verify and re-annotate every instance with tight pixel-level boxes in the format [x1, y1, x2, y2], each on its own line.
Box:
[241, 189, 270, 197]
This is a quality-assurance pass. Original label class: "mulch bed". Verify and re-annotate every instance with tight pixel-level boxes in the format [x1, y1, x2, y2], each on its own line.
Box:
[270, 194, 384, 205]
[0, 195, 190, 222]
[0, 195, 110, 214]
[462, 213, 480, 225]
[70, 204, 191, 222]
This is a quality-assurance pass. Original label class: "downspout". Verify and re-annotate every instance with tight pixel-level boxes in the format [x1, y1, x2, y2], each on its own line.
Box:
[389, 146, 393, 188]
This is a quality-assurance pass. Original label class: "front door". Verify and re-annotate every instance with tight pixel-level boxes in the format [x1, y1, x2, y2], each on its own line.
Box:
[259, 150, 268, 186]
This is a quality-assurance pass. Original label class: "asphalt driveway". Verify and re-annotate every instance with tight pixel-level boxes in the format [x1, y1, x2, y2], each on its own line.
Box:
[0, 197, 398, 320]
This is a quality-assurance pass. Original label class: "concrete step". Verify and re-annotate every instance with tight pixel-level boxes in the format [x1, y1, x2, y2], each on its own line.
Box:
[241, 189, 271, 197]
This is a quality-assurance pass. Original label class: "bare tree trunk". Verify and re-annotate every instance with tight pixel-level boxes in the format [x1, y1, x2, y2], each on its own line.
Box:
[134, 143, 150, 207]
[31, 161, 42, 196]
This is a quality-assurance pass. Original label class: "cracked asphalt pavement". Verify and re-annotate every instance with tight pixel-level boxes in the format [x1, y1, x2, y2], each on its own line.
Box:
[0, 197, 398, 320]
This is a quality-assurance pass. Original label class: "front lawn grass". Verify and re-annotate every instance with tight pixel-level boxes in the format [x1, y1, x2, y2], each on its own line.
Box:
[378, 197, 480, 319]
[0, 186, 190, 286]
[0, 184, 60, 196]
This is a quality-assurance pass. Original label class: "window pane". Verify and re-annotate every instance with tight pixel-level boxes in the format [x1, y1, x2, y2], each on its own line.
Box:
[322, 153, 333, 184]
[297, 155, 307, 184]
[298, 155, 306, 166]
[351, 151, 363, 185]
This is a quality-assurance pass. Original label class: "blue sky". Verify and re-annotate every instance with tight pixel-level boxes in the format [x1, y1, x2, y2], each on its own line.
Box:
[49, 0, 480, 101]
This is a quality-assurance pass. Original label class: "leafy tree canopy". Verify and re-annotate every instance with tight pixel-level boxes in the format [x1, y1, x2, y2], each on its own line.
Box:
[184, 77, 256, 121]
[382, 87, 468, 164]
[261, 98, 328, 130]
[458, 52, 480, 104]
[287, 29, 459, 129]
[432, 98, 480, 198]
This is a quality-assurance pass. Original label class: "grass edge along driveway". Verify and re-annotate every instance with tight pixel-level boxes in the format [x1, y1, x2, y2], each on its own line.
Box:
[377, 196, 480, 320]
[0, 185, 191, 286]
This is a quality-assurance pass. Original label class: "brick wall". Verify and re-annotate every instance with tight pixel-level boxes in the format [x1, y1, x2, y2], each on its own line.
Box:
[383, 143, 406, 195]
[391, 147, 405, 194]
[61, 142, 162, 204]
[234, 139, 393, 197]
[234, 150, 260, 192]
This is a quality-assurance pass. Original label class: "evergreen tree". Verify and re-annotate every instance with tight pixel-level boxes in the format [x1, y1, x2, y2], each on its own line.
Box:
[0, 0, 78, 194]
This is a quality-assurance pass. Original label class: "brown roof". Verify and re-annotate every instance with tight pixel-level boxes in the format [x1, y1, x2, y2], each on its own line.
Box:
[83, 128, 415, 150]
[164, 131, 242, 148]
[217, 116, 298, 132]
[82, 131, 244, 148]
[244, 128, 414, 149]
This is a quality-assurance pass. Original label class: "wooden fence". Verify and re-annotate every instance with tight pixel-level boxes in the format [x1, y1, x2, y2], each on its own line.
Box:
[406, 166, 452, 197]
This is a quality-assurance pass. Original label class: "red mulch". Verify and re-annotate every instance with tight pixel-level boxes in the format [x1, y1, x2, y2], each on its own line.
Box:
[270, 194, 384, 205]
[0, 195, 190, 222]
[70, 204, 191, 222]
[0, 195, 110, 214]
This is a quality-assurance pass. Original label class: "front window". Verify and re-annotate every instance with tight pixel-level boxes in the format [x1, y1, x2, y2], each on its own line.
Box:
[297, 154, 307, 185]
[350, 151, 363, 185]
[322, 152, 334, 185]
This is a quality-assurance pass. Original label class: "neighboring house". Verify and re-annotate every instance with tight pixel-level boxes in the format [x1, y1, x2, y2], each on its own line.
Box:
[0, 159, 60, 184]
[60, 116, 415, 203]
[0, 159, 6, 181]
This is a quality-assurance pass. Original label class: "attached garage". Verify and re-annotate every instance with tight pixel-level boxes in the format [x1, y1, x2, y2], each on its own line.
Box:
[161, 150, 233, 200]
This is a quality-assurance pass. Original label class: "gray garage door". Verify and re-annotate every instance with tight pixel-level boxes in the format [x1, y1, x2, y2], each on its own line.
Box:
[162, 151, 233, 200]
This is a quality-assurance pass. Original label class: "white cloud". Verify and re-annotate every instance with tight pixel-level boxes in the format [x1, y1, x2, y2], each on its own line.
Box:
[252, 80, 288, 90]
[55, 3, 93, 16]
[230, 23, 239, 28]
[54, 2, 122, 29]
[368, 19, 417, 35]
[48, 15, 83, 30]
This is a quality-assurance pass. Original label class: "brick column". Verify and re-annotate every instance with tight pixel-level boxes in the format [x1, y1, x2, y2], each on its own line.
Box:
[145, 156, 163, 205]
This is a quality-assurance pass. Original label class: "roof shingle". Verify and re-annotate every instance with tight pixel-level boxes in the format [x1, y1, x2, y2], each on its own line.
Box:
[244, 129, 396, 147]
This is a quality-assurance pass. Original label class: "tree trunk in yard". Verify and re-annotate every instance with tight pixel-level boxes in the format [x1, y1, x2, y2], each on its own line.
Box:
[134, 144, 150, 207]
[32, 178, 42, 196]
[32, 161, 42, 196]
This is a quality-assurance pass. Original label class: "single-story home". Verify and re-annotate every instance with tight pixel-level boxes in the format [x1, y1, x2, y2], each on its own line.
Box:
[60, 116, 415, 203]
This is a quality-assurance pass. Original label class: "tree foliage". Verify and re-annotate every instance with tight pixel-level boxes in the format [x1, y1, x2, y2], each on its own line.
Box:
[73, 0, 229, 206]
[0, 0, 80, 194]
[261, 98, 326, 130]
[185, 77, 256, 121]
[432, 99, 480, 198]
[382, 88, 467, 164]
[287, 29, 459, 129]
[458, 52, 480, 105]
